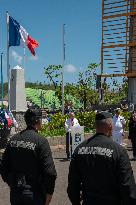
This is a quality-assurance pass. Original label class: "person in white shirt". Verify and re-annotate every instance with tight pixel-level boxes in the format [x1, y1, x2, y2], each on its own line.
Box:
[65, 112, 79, 159]
[112, 108, 126, 145]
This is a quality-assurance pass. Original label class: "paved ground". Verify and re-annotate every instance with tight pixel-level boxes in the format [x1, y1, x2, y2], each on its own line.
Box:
[0, 142, 136, 205]
[0, 147, 71, 205]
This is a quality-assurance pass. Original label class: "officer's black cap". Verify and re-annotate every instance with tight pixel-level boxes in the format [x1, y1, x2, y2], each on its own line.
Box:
[95, 111, 112, 121]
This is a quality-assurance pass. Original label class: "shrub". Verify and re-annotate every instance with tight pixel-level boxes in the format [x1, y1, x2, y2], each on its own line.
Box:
[76, 111, 96, 132]
[41, 112, 95, 137]
[40, 111, 131, 137]
[41, 113, 67, 137]
[121, 111, 131, 131]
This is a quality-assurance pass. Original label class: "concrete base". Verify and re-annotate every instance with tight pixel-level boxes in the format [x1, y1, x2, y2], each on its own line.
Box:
[12, 111, 26, 132]
[46, 132, 129, 146]
[46, 133, 92, 146]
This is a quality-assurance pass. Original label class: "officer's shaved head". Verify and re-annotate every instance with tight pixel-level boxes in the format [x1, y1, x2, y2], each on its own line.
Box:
[95, 112, 113, 137]
[95, 118, 113, 128]
[24, 108, 42, 126]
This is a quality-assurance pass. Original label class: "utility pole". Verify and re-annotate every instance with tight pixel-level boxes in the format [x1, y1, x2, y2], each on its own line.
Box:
[62, 24, 65, 115]
[128, 0, 136, 104]
[7, 11, 10, 110]
[41, 90, 43, 108]
[100, 0, 104, 104]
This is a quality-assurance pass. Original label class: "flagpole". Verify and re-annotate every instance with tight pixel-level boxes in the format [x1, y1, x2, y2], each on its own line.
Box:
[1, 53, 4, 108]
[23, 47, 26, 69]
[6, 11, 10, 110]
[62, 24, 65, 115]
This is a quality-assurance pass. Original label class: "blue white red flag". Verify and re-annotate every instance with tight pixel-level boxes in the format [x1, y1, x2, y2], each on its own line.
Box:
[9, 16, 39, 56]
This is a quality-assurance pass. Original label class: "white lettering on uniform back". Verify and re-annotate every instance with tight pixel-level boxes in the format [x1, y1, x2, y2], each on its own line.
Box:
[10, 140, 36, 151]
[78, 146, 113, 158]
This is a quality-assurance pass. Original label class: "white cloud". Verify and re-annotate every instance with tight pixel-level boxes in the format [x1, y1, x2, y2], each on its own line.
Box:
[64, 64, 77, 73]
[28, 55, 39, 61]
[11, 50, 23, 64]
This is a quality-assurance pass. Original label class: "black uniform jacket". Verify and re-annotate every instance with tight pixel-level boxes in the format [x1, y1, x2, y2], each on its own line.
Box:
[129, 118, 136, 139]
[0, 128, 57, 195]
[67, 133, 136, 205]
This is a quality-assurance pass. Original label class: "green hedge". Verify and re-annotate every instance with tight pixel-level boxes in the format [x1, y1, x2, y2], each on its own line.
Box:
[41, 111, 132, 137]
[41, 113, 67, 137]
[121, 111, 131, 131]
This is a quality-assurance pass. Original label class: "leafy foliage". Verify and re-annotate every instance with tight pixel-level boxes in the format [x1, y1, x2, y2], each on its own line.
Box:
[44, 65, 62, 89]
[44, 64, 63, 103]
[121, 111, 131, 131]
[41, 111, 131, 137]
[77, 63, 100, 109]
[41, 113, 67, 137]
[41, 112, 96, 137]
[1, 63, 129, 112]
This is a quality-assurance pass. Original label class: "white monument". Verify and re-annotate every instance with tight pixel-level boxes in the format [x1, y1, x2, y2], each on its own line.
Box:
[10, 65, 27, 111]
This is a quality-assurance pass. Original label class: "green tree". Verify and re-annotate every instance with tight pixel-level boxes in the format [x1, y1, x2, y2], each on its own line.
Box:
[77, 63, 99, 110]
[44, 65, 62, 104]
[44, 65, 62, 89]
[103, 77, 128, 106]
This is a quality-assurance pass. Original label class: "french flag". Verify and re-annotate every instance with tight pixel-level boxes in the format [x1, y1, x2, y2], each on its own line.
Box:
[9, 16, 39, 56]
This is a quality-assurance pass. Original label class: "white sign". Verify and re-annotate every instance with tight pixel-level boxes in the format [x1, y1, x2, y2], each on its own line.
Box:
[71, 126, 84, 154]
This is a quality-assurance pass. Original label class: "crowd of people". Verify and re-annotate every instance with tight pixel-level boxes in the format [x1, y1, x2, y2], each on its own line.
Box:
[0, 107, 136, 205]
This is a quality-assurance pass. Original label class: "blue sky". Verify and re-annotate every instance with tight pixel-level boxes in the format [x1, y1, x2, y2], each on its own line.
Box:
[0, 0, 101, 84]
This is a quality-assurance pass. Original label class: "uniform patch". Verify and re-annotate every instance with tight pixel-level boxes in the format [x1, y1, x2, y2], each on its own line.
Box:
[78, 146, 113, 157]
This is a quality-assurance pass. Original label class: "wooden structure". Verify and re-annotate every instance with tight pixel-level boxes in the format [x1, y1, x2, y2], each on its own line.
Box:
[101, 0, 136, 104]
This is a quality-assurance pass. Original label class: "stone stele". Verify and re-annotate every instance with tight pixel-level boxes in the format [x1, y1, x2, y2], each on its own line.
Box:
[10, 65, 27, 112]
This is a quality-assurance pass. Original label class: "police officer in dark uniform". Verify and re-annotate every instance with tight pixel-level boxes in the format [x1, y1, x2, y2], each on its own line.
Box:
[1, 108, 57, 205]
[67, 112, 136, 205]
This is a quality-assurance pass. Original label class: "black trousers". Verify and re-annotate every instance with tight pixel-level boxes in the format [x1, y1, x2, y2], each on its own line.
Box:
[131, 138, 136, 157]
[0, 128, 10, 149]
[66, 132, 72, 158]
[10, 188, 45, 205]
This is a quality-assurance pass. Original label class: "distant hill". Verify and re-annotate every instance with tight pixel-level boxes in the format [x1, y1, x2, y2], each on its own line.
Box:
[0, 82, 56, 98]
[26, 88, 82, 110]
[26, 88, 61, 109]
[1, 82, 82, 110]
